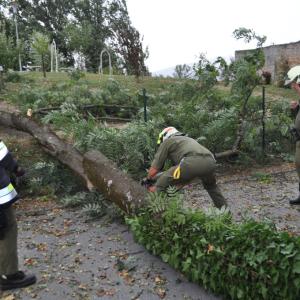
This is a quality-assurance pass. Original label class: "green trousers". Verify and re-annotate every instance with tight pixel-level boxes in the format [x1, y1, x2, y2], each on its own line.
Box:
[155, 155, 228, 208]
[0, 206, 18, 275]
[295, 141, 300, 181]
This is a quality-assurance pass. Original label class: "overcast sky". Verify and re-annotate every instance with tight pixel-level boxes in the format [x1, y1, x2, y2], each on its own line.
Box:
[126, 0, 300, 73]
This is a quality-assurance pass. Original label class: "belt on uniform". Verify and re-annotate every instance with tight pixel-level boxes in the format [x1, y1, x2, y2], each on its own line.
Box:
[185, 152, 214, 158]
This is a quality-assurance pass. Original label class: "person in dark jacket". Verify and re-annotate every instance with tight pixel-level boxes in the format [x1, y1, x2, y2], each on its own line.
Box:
[285, 66, 300, 205]
[145, 127, 228, 209]
[0, 140, 36, 290]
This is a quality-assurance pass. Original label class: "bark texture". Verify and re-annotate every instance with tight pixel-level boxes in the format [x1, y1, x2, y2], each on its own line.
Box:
[0, 111, 90, 187]
[83, 150, 147, 214]
[0, 110, 239, 214]
[0, 111, 147, 213]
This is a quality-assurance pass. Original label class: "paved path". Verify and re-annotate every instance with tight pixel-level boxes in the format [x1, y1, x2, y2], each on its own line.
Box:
[1, 199, 221, 300]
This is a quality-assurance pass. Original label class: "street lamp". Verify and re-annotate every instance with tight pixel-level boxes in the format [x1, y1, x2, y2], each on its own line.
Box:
[11, 1, 22, 71]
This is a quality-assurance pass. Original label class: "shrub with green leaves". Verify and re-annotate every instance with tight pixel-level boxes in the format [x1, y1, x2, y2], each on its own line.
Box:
[26, 161, 82, 196]
[68, 69, 85, 81]
[5, 71, 23, 83]
[127, 194, 300, 300]
[80, 120, 160, 178]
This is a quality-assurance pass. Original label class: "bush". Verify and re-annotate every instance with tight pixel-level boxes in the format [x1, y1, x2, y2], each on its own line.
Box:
[68, 69, 85, 81]
[127, 194, 300, 300]
[5, 71, 22, 83]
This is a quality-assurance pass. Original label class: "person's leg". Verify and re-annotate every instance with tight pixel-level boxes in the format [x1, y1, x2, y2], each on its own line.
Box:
[155, 166, 180, 192]
[291, 141, 300, 204]
[0, 205, 36, 290]
[202, 173, 228, 209]
[0, 206, 18, 275]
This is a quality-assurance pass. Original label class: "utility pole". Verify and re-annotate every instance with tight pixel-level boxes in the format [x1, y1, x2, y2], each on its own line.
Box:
[11, 1, 22, 72]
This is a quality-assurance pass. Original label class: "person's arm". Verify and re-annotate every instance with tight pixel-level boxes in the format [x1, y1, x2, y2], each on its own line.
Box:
[0, 140, 24, 176]
[291, 82, 300, 97]
[147, 142, 169, 179]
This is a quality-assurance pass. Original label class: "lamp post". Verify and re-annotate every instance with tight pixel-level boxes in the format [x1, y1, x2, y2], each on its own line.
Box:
[11, 1, 22, 71]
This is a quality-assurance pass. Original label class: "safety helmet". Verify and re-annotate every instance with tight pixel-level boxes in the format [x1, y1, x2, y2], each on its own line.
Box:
[157, 127, 180, 145]
[285, 65, 300, 86]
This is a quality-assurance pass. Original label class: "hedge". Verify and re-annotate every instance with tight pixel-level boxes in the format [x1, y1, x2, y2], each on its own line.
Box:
[126, 194, 300, 300]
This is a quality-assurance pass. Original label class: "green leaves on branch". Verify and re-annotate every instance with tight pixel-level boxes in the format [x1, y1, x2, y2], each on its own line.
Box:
[127, 194, 300, 300]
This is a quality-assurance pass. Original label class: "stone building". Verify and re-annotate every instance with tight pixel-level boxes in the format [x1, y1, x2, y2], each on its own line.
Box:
[235, 41, 300, 83]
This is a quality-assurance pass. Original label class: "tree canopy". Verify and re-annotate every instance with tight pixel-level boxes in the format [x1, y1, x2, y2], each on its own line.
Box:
[0, 0, 149, 75]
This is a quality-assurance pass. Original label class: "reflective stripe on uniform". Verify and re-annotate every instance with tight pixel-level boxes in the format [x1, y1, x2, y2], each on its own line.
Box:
[0, 183, 18, 205]
[0, 141, 9, 161]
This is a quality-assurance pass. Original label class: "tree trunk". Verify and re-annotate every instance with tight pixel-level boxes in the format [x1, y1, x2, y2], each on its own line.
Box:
[0, 111, 146, 213]
[83, 150, 147, 214]
[42, 54, 46, 78]
[0, 110, 239, 214]
[0, 111, 89, 187]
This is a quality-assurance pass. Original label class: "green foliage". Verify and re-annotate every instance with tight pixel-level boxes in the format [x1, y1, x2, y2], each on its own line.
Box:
[251, 172, 272, 183]
[60, 191, 89, 207]
[193, 53, 218, 93]
[31, 31, 50, 77]
[80, 120, 159, 178]
[68, 69, 85, 81]
[0, 31, 18, 69]
[26, 161, 81, 196]
[60, 190, 106, 217]
[60, 190, 122, 219]
[127, 193, 300, 300]
[5, 71, 22, 83]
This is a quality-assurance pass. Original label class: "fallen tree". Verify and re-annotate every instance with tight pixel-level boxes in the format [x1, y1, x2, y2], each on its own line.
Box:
[83, 150, 147, 213]
[0, 111, 91, 188]
[0, 110, 239, 213]
[0, 111, 146, 212]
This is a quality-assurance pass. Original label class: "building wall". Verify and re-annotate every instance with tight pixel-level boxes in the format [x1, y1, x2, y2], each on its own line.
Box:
[235, 41, 300, 82]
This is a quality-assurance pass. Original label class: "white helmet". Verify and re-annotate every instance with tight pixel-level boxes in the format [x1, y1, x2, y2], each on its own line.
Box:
[157, 127, 179, 145]
[285, 65, 300, 86]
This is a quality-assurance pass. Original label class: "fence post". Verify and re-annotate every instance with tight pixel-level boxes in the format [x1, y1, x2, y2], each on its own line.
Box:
[262, 86, 266, 159]
[143, 88, 148, 122]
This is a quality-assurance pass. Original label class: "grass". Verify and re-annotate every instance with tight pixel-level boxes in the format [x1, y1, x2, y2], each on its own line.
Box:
[18, 71, 179, 93]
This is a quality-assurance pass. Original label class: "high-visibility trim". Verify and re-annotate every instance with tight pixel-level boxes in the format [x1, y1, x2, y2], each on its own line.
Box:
[0, 141, 9, 161]
[0, 183, 18, 205]
[173, 157, 185, 180]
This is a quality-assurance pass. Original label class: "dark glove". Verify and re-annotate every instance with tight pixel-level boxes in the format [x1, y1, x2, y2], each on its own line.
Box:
[141, 177, 155, 188]
[14, 166, 25, 177]
[0, 209, 7, 240]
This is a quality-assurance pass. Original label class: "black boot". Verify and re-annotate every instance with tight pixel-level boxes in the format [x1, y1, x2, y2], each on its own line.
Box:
[290, 183, 300, 205]
[0, 271, 36, 290]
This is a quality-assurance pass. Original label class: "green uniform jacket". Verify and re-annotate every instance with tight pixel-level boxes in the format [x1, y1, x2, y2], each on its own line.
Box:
[151, 135, 214, 170]
[295, 108, 300, 132]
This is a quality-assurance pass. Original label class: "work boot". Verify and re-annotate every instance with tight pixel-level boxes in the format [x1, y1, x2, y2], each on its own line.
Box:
[290, 183, 300, 205]
[0, 271, 36, 290]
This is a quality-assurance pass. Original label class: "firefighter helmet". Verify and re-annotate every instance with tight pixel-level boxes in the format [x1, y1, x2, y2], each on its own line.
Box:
[157, 127, 180, 145]
[285, 65, 300, 86]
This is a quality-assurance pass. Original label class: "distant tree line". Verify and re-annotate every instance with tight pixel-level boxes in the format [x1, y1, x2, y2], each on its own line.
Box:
[0, 0, 149, 76]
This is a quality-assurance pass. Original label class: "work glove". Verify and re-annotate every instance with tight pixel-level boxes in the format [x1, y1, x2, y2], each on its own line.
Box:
[14, 166, 25, 177]
[12, 166, 27, 189]
[141, 177, 155, 188]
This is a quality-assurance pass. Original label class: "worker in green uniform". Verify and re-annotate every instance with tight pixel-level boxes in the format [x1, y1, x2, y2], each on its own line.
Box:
[145, 127, 228, 209]
[0, 140, 36, 290]
[285, 66, 300, 205]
